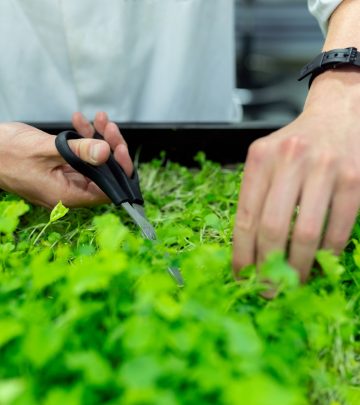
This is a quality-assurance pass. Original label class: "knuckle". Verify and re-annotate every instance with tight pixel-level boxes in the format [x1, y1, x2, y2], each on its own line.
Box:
[235, 207, 255, 233]
[68, 139, 81, 157]
[247, 139, 269, 164]
[259, 219, 283, 242]
[279, 137, 308, 159]
[293, 224, 319, 245]
[315, 151, 337, 170]
[78, 139, 89, 157]
[339, 168, 360, 188]
[71, 138, 90, 160]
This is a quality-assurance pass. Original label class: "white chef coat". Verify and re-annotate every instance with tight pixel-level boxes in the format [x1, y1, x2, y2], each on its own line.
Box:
[0, 1, 238, 123]
[308, 0, 342, 34]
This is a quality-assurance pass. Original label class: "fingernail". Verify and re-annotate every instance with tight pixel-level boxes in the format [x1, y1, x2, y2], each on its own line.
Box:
[90, 144, 101, 163]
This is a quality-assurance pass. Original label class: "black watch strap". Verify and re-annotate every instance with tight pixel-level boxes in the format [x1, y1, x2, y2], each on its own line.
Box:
[298, 47, 360, 83]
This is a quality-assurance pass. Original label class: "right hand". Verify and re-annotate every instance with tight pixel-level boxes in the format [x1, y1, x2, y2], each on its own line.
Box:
[233, 67, 360, 283]
[0, 112, 133, 208]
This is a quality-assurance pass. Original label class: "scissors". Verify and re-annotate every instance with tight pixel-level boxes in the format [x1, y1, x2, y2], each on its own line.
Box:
[55, 130, 184, 287]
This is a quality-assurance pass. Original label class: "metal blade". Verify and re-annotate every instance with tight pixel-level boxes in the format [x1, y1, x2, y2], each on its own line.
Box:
[122, 202, 184, 287]
[121, 202, 157, 240]
[168, 266, 185, 287]
[132, 203, 147, 220]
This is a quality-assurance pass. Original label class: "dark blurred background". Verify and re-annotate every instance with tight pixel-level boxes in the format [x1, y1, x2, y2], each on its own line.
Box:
[235, 0, 324, 123]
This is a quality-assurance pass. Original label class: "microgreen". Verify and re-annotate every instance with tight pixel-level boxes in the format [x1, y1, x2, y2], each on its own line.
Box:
[32, 201, 69, 245]
[0, 157, 359, 404]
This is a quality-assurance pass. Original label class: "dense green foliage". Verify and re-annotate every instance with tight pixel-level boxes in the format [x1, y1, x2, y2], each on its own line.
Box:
[1, 154, 360, 405]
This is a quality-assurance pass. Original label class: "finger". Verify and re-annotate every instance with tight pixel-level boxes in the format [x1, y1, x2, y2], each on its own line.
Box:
[93, 111, 109, 135]
[104, 122, 133, 176]
[256, 158, 302, 266]
[43, 135, 110, 167]
[64, 138, 110, 165]
[114, 143, 133, 177]
[232, 139, 273, 278]
[72, 112, 95, 138]
[322, 170, 360, 255]
[103, 121, 127, 151]
[289, 156, 336, 282]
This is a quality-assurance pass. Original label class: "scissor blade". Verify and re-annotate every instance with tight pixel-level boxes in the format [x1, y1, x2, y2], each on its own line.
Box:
[168, 266, 185, 287]
[121, 202, 157, 240]
[122, 202, 185, 287]
[132, 203, 147, 220]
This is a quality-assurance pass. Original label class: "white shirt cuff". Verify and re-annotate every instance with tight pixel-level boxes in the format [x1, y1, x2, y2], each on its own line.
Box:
[308, 0, 343, 35]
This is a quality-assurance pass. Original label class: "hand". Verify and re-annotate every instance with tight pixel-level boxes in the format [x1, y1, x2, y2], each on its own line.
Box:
[233, 68, 360, 282]
[0, 112, 133, 208]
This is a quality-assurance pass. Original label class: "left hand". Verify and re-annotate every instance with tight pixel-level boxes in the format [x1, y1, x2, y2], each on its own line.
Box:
[0, 112, 133, 208]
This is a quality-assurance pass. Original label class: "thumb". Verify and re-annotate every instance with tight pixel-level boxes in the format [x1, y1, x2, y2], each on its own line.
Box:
[68, 138, 110, 165]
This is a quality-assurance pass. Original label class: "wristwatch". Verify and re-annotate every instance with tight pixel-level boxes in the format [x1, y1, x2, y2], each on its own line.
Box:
[298, 47, 360, 86]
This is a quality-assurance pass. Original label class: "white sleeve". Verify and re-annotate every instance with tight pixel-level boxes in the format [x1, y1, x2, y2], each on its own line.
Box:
[308, 0, 343, 35]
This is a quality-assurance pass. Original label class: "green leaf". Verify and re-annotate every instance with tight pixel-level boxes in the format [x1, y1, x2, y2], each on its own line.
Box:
[224, 375, 304, 405]
[204, 213, 221, 230]
[93, 213, 129, 251]
[0, 318, 23, 348]
[30, 251, 66, 290]
[0, 200, 29, 234]
[316, 250, 345, 283]
[49, 201, 69, 223]
[346, 386, 360, 405]
[22, 323, 66, 368]
[43, 386, 83, 405]
[66, 351, 112, 386]
[119, 356, 161, 389]
[259, 251, 299, 292]
[0, 379, 25, 405]
[0, 158, 358, 404]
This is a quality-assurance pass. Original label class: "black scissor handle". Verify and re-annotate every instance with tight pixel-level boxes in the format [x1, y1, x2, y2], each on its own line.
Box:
[93, 132, 143, 205]
[55, 131, 144, 206]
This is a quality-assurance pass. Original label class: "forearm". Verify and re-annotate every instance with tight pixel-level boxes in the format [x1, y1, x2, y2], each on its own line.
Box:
[305, 0, 360, 110]
[324, 0, 360, 50]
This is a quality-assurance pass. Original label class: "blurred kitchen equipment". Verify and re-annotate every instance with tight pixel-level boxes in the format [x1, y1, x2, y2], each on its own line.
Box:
[235, 0, 323, 121]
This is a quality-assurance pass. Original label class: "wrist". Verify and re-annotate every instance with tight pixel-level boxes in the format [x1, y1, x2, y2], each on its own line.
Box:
[304, 66, 360, 112]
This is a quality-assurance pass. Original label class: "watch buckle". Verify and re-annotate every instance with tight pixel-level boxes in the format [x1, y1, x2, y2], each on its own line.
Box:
[342, 47, 357, 64]
[322, 47, 358, 68]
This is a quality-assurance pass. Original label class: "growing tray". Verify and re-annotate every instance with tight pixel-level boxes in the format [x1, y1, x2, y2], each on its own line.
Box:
[31, 122, 285, 166]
